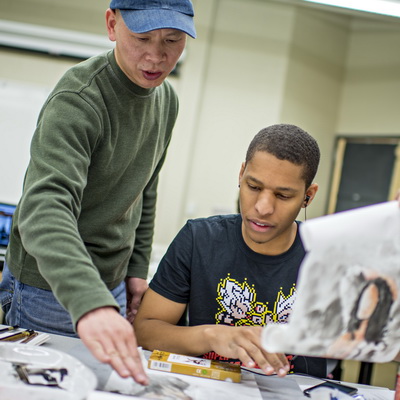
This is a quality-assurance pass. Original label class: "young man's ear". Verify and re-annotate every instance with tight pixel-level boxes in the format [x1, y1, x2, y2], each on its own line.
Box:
[238, 162, 246, 185]
[303, 183, 319, 208]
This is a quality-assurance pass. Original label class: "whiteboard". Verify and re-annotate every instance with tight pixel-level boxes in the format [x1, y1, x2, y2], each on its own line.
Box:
[0, 79, 52, 204]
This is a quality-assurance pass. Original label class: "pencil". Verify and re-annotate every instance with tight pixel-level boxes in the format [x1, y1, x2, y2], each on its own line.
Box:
[0, 325, 19, 334]
[20, 331, 39, 344]
[0, 329, 35, 342]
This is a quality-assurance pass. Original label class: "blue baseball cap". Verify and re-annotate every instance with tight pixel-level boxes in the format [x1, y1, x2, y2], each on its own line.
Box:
[109, 0, 196, 38]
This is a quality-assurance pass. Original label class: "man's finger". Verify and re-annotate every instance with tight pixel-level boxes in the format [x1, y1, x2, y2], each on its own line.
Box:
[84, 338, 112, 364]
[112, 339, 149, 384]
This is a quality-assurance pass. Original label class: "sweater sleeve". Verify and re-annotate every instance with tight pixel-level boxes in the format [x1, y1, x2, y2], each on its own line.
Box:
[18, 92, 118, 326]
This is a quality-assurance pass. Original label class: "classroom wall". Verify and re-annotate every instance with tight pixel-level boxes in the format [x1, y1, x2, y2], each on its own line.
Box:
[279, 8, 350, 218]
[0, 51, 77, 202]
[170, 0, 296, 228]
[1, 0, 400, 247]
[337, 17, 400, 134]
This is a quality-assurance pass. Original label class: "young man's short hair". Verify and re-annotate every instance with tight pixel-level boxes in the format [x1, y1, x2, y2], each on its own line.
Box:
[245, 124, 320, 189]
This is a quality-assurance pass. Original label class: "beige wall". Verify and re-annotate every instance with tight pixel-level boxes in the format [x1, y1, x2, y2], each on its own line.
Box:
[337, 18, 400, 134]
[0, 0, 109, 35]
[279, 8, 351, 218]
[174, 0, 295, 226]
[1, 0, 400, 246]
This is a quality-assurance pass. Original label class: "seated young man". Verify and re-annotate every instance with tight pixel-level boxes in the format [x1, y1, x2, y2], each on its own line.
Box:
[134, 123, 327, 378]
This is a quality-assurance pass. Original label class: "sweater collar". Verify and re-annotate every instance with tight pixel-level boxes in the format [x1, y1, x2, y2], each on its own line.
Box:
[107, 50, 156, 97]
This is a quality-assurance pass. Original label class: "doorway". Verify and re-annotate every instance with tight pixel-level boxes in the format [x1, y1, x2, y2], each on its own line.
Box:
[327, 137, 400, 214]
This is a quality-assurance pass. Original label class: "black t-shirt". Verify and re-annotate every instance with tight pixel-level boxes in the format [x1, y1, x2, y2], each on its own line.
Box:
[150, 214, 327, 377]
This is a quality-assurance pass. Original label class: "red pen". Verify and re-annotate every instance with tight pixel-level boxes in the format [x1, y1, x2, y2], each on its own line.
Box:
[395, 364, 400, 400]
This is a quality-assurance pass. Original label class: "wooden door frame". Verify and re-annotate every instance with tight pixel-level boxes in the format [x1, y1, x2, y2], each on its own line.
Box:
[327, 136, 400, 215]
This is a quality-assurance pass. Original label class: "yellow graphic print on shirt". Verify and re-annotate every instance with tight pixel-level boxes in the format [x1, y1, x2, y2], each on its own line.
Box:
[215, 274, 297, 327]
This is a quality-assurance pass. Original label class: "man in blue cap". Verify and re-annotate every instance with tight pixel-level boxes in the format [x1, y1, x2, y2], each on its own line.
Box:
[0, 0, 196, 385]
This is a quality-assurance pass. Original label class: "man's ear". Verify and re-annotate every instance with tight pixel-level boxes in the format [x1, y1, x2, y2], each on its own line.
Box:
[105, 8, 117, 42]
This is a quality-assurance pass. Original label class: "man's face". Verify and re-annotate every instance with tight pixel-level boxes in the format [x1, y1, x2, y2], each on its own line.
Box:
[106, 9, 187, 88]
[239, 151, 316, 255]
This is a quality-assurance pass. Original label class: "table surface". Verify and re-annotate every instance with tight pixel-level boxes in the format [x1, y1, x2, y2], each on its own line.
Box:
[0, 325, 395, 399]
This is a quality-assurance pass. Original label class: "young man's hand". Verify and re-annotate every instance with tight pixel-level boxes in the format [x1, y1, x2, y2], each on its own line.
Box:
[134, 289, 289, 376]
[77, 306, 148, 385]
[204, 325, 290, 377]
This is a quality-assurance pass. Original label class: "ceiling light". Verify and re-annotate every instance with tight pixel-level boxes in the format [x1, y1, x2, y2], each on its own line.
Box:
[0, 19, 113, 59]
[302, 0, 400, 18]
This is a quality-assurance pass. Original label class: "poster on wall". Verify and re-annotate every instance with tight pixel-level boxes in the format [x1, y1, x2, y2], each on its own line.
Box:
[0, 79, 51, 203]
[262, 200, 400, 363]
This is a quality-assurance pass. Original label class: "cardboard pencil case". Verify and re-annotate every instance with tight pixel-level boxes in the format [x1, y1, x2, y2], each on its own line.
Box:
[148, 350, 241, 383]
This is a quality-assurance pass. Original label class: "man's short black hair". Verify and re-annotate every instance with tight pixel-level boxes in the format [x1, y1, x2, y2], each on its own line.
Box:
[245, 124, 320, 189]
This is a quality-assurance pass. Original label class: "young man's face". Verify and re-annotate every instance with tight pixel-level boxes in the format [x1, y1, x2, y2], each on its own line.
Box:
[238, 150, 318, 255]
[106, 9, 187, 88]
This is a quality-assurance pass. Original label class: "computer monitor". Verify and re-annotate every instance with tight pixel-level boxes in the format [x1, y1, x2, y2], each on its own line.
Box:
[0, 202, 16, 249]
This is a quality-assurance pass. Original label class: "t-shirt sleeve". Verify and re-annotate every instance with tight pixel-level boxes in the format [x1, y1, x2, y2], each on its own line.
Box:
[149, 221, 193, 304]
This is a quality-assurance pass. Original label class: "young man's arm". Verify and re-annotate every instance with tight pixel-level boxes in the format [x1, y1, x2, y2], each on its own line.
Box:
[134, 288, 290, 376]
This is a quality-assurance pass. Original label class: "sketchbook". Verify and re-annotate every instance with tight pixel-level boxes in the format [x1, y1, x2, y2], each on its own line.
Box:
[262, 200, 400, 363]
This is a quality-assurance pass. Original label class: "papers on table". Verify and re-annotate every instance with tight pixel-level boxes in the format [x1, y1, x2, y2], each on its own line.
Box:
[102, 348, 262, 400]
[0, 342, 97, 400]
[0, 326, 50, 346]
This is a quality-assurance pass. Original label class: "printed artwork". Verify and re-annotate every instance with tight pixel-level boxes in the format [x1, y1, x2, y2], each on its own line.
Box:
[262, 201, 400, 363]
[215, 275, 297, 326]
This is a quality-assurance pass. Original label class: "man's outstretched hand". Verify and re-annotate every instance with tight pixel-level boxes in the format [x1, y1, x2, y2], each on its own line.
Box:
[77, 306, 148, 385]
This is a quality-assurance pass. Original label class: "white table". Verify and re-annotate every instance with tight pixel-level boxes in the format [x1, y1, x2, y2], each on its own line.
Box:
[0, 325, 395, 399]
[41, 332, 395, 399]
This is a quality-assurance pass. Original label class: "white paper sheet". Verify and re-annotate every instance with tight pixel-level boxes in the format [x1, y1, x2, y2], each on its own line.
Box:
[0, 327, 50, 346]
[262, 201, 400, 363]
[0, 342, 97, 400]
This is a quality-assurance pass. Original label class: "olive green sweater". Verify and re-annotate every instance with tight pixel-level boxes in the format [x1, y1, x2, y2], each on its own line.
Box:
[6, 50, 178, 326]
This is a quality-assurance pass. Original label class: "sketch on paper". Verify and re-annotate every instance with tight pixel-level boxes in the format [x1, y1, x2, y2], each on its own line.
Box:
[262, 201, 400, 363]
[107, 373, 193, 399]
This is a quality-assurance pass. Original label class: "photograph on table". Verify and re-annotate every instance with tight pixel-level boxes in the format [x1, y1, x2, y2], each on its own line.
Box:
[262, 200, 400, 363]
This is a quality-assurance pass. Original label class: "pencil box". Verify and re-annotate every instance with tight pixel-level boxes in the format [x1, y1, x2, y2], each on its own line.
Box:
[148, 350, 241, 383]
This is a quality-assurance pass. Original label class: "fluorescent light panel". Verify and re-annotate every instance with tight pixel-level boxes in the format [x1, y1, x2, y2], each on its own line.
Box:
[0, 19, 185, 70]
[302, 0, 400, 18]
[0, 19, 114, 59]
